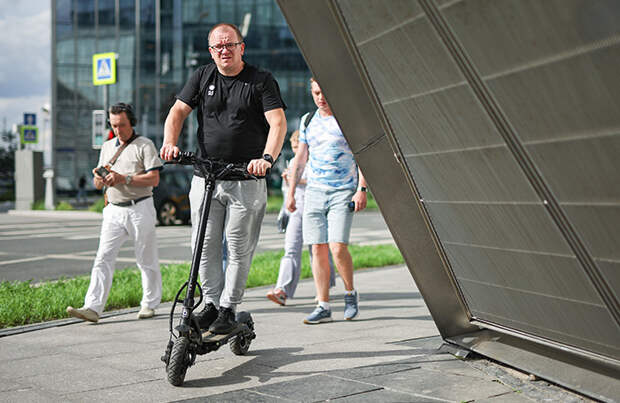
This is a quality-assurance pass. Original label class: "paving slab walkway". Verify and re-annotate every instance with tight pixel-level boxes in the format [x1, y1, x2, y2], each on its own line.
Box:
[0, 265, 590, 402]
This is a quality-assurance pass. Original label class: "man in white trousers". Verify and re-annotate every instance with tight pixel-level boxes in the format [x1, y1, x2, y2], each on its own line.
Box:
[66, 103, 163, 323]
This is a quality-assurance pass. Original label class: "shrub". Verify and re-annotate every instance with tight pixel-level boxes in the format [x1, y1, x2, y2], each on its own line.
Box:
[55, 201, 74, 210]
[31, 200, 45, 210]
[89, 197, 105, 212]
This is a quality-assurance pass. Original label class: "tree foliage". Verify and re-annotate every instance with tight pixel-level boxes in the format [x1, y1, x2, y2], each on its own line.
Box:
[0, 128, 16, 200]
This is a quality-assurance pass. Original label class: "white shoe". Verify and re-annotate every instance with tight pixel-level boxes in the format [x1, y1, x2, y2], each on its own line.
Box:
[137, 306, 155, 319]
[66, 306, 99, 323]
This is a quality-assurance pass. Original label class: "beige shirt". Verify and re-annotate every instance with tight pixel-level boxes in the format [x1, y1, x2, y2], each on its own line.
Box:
[98, 135, 163, 204]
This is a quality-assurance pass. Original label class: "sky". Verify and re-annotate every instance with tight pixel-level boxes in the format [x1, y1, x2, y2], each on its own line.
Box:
[0, 1, 51, 132]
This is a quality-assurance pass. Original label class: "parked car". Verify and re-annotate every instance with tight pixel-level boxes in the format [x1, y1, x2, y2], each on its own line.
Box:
[153, 165, 193, 225]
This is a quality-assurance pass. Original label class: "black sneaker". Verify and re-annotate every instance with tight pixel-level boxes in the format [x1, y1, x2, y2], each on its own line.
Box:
[194, 302, 218, 330]
[208, 306, 237, 334]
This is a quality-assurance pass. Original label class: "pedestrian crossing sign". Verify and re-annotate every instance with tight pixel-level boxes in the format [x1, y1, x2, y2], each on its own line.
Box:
[92, 52, 116, 86]
[20, 125, 38, 144]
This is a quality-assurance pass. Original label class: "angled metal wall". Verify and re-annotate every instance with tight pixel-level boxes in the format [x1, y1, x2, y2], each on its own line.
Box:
[277, 0, 620, 400]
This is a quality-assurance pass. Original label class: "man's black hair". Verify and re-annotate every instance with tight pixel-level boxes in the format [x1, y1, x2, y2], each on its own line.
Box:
[109, 103, 137, 126]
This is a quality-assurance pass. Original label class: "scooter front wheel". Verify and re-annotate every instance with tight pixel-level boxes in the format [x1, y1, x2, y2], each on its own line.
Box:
[167, 336, 190, 386]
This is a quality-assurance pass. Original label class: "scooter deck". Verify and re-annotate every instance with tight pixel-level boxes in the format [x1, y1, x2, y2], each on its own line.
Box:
[201, 323, 248, 344]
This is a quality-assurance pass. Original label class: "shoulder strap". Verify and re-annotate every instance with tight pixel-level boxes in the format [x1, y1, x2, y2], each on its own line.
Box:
[303, 110, 316, 128]
[108, 133, 138, 166]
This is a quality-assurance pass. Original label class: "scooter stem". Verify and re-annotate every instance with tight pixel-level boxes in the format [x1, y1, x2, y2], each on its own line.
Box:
[180, 174, 216, 327]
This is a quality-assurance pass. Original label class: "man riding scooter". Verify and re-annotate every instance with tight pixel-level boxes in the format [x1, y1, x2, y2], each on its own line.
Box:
[160, 22, 286, 334]
[160, 152, 260, 386]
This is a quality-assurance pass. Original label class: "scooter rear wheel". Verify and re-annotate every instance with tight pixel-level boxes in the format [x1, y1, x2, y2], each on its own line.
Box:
[230, 332, 251, 355]
[167, 336, 190, 386]
[230, 312, 254, 355]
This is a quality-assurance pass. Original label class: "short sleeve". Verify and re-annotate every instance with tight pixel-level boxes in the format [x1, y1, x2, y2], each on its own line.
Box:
[259, 72, 287, 113]
[97, 140, 113, 167]
[97, 148, 105, 167]
[298, 112, 309, 145]
[176, 66, 204, 109]
[142, 140, 164, 172]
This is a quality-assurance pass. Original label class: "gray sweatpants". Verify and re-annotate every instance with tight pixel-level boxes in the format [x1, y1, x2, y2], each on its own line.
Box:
[189, 175, 267, 309]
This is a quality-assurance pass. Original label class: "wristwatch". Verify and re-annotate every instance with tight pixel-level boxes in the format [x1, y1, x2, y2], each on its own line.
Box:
[125, 174, 133, 185]
[357, 186, 368, 192]
[262, 154, 274, 165]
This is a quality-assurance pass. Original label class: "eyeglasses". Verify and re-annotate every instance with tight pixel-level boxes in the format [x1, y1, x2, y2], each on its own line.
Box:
[209, 42, 242, 52]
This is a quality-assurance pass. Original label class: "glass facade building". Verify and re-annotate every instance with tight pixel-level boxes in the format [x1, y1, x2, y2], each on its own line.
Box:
[52, 0, 313, 192]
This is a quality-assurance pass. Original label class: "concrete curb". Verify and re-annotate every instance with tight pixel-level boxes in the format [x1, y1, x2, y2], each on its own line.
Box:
[0, 306, 142, 338]
[7, 209, 102, 219]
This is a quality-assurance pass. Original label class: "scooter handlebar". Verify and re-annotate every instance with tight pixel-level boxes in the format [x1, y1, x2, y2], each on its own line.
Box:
[164, 151, 259, 180]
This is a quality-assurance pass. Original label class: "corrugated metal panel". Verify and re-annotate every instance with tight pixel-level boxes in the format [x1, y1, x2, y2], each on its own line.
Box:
[277, 0, 620, 399]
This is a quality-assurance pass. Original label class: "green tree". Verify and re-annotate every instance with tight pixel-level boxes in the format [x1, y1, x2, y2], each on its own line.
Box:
[0, 127, 17, 201]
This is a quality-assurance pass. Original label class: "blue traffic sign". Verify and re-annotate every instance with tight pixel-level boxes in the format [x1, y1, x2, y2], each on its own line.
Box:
[24, 113, 36, 126]
[97, 58, 112, 79]
[20, 125, 38, 144]
[23, 129, 36, 142]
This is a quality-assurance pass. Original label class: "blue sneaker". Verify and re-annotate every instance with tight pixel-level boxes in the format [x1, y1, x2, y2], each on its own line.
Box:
[303, 306, 332, 324]
[344, 291, 359, 320]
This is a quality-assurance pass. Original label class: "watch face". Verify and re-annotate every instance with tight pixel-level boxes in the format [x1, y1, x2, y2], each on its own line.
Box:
[263, 154, 274, 164]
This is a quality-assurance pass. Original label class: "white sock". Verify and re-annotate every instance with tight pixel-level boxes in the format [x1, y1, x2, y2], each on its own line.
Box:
[318, 301, 330, 311]
[345, 289, 356, 295]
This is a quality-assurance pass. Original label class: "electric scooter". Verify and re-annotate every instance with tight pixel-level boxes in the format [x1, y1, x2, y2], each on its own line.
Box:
[160, 152, 257, 386]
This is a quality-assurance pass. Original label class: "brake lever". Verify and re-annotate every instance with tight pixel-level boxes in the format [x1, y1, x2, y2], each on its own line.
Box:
[237, 165, 258, 181]
[164, 151, 187, 165]
[165, 151, 195, 166]
[215, 164, 235, 180]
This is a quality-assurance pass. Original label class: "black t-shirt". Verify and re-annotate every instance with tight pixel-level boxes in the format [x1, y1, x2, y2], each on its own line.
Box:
[177, 63, 286, 168]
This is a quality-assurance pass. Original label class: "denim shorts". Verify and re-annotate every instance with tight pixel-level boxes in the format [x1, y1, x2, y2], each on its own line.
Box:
[302, 186, 355, 244]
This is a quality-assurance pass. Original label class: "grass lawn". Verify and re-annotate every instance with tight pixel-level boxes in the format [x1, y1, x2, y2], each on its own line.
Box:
[0, 244, 403, 329]
[266, 192, 378, 214]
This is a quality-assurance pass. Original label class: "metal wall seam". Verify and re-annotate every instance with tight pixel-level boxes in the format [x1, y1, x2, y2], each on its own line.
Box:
[417, 0, 620, 328]
[326, 0, 474, 324]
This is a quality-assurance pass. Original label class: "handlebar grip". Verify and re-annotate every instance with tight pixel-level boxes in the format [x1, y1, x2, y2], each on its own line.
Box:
[164, 151, 195, 165]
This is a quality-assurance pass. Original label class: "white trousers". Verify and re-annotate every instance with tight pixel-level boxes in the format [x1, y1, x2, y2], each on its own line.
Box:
[84, 198, 162, 315]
